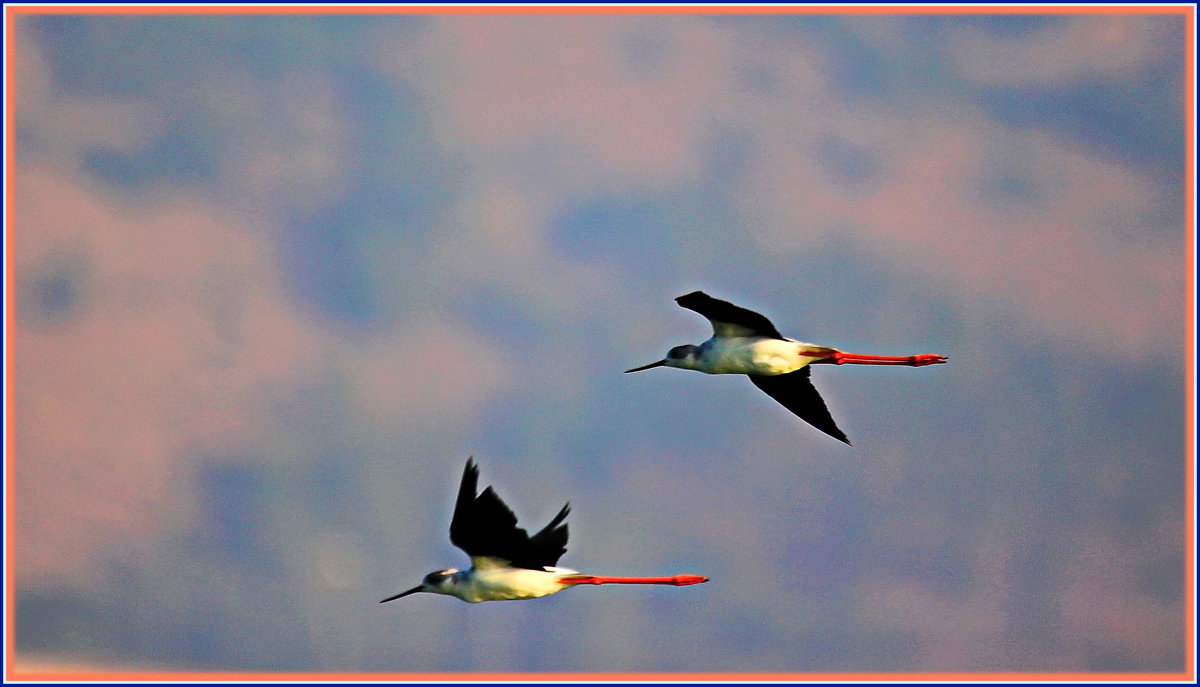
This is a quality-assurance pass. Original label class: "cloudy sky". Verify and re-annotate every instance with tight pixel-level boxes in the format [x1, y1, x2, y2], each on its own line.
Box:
[8, 6, 1192, 678]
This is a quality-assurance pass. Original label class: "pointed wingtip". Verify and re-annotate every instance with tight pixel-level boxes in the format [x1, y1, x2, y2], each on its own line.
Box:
[828, 425, 851, 445]
[674, 291, 709, 308]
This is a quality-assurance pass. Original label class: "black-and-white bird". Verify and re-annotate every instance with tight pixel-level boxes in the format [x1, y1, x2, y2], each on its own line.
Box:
[625, 291, 947, 444]
[381, 458, 709, 603]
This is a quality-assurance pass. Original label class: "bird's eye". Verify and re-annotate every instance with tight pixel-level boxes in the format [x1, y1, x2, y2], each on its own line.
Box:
[668, 345, 692, 359]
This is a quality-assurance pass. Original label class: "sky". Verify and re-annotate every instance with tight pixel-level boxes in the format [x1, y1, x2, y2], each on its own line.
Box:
[6, 5, 1193, 678]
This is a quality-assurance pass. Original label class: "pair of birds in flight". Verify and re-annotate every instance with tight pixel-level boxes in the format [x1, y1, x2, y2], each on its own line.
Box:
[383, 291, 947, 603]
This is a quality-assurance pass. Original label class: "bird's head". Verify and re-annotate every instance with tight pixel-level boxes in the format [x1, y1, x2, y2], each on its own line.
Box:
[380, 568, 459, 603]
[624, 345, 701, 373]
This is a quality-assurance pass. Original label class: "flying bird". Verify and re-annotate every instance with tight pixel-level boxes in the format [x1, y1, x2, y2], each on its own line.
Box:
[625, 291, 947, 444]
[381, 458, 709, 603]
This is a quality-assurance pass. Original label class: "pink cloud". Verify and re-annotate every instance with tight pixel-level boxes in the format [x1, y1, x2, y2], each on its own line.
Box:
[348, 314, 510, 433]
[1058, 528, 1183, 668]
[6, 30, 381, 591]
[379, 16, 732, 181]
[948, 16, 1182, 86]
[854, 123, 1181, 356]
[215, 70, 353, 213]
[11, 162, 322, 587]
[10, 20, 163, 165]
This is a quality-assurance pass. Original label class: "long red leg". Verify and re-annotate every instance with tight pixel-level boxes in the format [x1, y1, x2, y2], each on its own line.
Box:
[559, 574, 708, 586]
[811, 351, 947, 366]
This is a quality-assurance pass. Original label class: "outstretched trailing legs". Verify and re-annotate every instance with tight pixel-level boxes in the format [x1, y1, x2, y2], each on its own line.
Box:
[810, 351, 947, 366]
[560, 574, 709, 586]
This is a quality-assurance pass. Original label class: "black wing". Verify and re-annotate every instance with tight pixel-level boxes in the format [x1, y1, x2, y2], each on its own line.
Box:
[527, 503, 570, 568]
[675, 291, 785, 339]
[749, 368, 850, 444]
[448, 458, 571, 570]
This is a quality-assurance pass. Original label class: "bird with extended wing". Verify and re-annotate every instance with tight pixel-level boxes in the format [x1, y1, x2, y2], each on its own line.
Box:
[626, 291, 947, 444]
[382, 458, 708, 603]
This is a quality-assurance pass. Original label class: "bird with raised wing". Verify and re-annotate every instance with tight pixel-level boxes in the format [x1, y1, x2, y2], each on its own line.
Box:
[625, 291, 947, 444]
[381, 458, 709, 603]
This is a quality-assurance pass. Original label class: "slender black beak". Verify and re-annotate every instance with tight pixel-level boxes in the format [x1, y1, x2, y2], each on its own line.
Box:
[624, 359, 668, 373]
[380, 586, 424, 603]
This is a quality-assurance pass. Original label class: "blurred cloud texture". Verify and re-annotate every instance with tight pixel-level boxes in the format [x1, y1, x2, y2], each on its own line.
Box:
[6, 7, 1191, 676]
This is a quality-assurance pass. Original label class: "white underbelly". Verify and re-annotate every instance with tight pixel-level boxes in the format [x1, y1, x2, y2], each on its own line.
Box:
[702, 338, 816, 375]
[463, 567, 576, 603]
